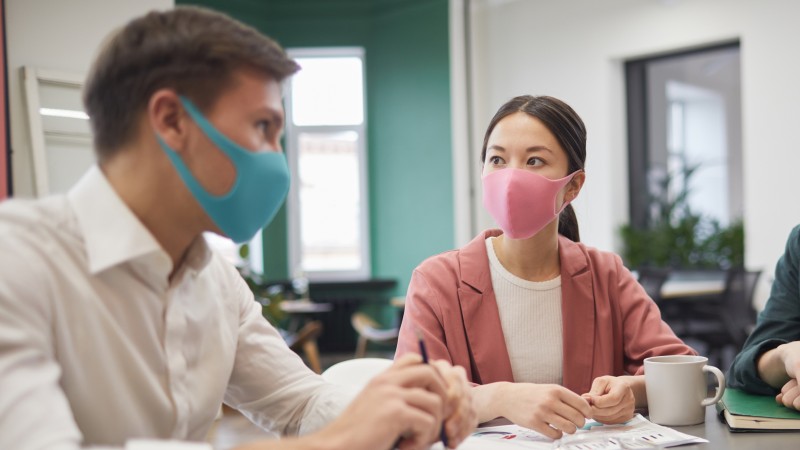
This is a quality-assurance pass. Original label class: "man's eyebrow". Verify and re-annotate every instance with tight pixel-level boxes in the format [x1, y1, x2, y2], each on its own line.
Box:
[256, 106, 285, 125]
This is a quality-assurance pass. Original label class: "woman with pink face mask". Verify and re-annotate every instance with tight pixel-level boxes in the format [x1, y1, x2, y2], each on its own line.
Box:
[395, 95, 695, 440]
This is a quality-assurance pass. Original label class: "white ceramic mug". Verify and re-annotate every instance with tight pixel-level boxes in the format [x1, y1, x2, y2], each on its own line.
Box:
[644, 355, 725, 426]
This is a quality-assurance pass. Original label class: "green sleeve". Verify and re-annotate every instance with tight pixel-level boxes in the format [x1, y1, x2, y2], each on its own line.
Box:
[728, 225, 800, 395]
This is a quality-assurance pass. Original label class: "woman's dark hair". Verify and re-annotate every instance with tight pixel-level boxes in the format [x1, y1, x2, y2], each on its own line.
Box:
[480, 95, 586, 242]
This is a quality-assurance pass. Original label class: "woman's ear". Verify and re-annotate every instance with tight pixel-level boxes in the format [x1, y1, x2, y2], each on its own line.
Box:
[566, 170, 586, 203]
[148, 89, 189, 152]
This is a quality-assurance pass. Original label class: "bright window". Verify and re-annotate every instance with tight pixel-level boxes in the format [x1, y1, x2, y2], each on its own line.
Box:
[290, 57, 364, 126]
[625, 43, 742, 229]
[285, 48, 370, 281]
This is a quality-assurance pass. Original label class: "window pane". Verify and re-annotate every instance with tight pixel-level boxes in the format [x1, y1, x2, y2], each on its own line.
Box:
[665, 82, 729, 224]
[645, 46, 741, 226]
[291, 57, 364, 126]
[297, 131, 363, 271]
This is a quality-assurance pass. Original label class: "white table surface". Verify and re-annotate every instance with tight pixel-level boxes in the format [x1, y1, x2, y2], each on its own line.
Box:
[463, 406, 799, 450]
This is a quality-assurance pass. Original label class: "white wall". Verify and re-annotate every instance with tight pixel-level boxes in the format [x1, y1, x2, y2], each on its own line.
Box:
[469, 0, 800, 308]
[6, 0, 174, 198]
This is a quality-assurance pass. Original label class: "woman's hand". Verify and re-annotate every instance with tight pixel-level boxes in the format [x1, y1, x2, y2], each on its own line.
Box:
[581, 376, 636, 424]
[495, 383, 592, 440]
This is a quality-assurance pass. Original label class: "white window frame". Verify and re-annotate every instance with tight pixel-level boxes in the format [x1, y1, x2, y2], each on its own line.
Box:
[285, 47, 371, 282]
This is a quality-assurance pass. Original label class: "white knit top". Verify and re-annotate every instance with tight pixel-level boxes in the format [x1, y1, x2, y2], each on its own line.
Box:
[485, 237, 563, 384]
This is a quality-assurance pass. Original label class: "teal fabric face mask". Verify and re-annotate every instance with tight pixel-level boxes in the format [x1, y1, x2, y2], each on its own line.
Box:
[157, 96, 290, 243]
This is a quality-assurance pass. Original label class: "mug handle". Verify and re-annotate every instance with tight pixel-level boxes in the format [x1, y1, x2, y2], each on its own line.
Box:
[701, 365, 726, 406]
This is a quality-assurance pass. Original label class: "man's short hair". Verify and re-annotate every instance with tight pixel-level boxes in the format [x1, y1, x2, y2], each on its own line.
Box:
[83, 6, 300, 161]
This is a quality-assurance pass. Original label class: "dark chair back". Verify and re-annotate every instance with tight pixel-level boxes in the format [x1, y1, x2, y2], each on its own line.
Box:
[636, 267, 671, 303]
[720, 268, 761, 346]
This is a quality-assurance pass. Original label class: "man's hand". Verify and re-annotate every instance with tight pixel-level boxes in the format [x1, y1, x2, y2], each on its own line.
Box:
[313, 354, 475, 450]
[776, 378, 800, 410]
[776, 342, 800, 410]
[430, 360, 478, 448]
[235, 356, 477, 450]
[581, 376, 635, 424]
[758, 341, 800, 389]
[779, 342, 800, 381]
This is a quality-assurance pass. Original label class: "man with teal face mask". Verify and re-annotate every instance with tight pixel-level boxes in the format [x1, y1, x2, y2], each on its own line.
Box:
[0, 7, 476, 450]
[156, 96, 291, 244]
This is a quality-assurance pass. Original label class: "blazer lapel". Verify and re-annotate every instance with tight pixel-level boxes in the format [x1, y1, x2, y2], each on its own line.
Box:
[559, 236, 596, 394]
[457, 230, 514, 384]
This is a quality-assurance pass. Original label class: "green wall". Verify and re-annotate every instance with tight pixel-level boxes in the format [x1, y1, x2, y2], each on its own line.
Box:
[178, 0, 454, 297]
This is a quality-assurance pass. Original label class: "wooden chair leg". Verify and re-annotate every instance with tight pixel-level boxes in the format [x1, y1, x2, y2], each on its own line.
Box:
[302, 340, 322, 374]
[355, 335, 367, 358]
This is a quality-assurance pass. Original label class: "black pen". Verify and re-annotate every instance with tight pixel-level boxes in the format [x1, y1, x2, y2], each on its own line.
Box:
[415, 329, 450, 448]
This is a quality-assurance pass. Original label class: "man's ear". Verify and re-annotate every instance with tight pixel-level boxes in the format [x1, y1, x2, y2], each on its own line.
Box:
[566, 170, 586, 203]
[148, 90, 188, 152]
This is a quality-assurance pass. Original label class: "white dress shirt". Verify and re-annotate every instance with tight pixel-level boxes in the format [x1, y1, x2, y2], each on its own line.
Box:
[0, 167, 350, 450]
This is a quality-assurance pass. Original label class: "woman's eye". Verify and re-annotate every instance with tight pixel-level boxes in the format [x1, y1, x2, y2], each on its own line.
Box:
[528, 157, 544, 166]
[489, 156, 504, 165]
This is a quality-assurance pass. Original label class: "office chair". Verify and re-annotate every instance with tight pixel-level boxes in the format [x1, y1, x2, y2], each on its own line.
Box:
[285, 320, 324, 374]
[636, 267, 672, 303]
[681, 268, 761, 369]
[351, 312, 399, 358]
[322, 357, 394, 392]
[636, 267, 681, 330]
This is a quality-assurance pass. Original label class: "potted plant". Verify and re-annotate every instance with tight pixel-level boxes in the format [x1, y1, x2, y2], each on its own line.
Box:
[619, 164, 744, 270]
[236, 243, 286, 326]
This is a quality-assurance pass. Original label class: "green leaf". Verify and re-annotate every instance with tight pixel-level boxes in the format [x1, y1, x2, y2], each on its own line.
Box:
[618, 162, 743, 270]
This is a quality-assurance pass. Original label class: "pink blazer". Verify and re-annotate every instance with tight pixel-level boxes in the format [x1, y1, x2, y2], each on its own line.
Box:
[396, 230, 696, 395]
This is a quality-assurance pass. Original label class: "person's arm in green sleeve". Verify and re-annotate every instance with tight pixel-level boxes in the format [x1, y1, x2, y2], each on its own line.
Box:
[728, 225, 800, 395]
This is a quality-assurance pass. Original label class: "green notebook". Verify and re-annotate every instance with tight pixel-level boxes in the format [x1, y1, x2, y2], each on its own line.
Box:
[716, 388, 800, 431]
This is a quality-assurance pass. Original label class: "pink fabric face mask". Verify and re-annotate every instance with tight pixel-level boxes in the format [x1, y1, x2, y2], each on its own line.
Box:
[482, 168, 579, 240]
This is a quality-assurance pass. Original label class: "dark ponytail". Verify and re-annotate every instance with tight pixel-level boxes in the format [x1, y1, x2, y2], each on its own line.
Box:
[481, 95, 586, 242]
[558, 204, 580, 242]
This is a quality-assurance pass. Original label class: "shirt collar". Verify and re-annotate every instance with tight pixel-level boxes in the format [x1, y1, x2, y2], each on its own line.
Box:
[67, 165, 211, 276]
